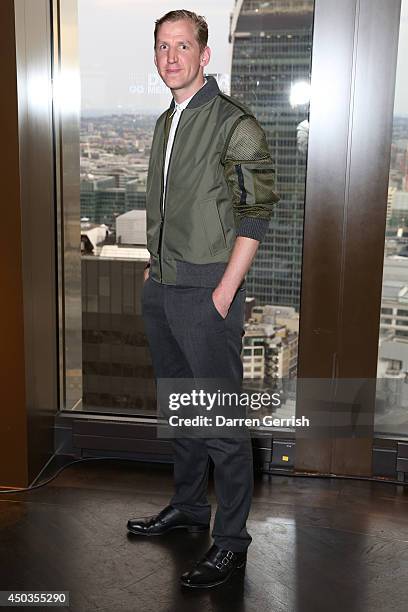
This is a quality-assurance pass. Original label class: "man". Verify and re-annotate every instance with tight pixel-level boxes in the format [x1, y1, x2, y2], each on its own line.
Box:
[127, 10, 280, 589]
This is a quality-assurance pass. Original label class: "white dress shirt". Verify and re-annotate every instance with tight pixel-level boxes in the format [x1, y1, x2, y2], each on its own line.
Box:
[162, 79, 207, 212]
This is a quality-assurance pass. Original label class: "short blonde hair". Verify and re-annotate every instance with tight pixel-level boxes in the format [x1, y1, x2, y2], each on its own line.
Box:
[154, 9, 208, 52]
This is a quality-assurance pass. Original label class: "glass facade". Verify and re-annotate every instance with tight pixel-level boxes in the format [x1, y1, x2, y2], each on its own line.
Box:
[375, 0, 408, 437]
[231, 0, 313, 403]
[231, 0, 314, 310]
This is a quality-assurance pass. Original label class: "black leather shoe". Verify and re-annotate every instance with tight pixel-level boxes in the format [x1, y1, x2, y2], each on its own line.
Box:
[180, 544, 247, 589]
[127, 505, 209, 536]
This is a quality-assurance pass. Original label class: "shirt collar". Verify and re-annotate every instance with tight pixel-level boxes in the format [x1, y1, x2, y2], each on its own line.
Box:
[173, 78, 208, 112]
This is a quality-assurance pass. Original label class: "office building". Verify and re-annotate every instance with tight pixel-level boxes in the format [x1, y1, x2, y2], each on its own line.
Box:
[230, 0, 314, 309]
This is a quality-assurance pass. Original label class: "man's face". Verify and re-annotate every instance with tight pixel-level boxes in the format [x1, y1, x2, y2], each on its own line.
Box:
[154, 19, 210, 92]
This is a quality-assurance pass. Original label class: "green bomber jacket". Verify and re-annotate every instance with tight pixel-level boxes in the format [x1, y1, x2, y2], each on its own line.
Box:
[145, 75, 280, 286]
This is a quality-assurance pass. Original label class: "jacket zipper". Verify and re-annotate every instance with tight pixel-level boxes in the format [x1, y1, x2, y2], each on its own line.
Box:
[158, 109, 184, 282]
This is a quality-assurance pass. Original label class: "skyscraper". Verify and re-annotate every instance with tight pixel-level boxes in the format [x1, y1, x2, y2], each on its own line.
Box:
[230, 0, 314, 310]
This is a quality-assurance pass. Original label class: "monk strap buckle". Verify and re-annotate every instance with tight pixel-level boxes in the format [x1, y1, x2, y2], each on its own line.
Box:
[216, 550, 234, 570]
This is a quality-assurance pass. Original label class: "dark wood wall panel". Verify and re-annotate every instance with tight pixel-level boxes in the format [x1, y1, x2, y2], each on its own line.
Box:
[0, 0, 28, 488]
[0, 0, 57, 488]
[296, 0, 401, 475]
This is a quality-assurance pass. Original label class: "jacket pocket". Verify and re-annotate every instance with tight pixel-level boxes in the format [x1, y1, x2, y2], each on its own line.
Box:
[198, 198, 227, 256]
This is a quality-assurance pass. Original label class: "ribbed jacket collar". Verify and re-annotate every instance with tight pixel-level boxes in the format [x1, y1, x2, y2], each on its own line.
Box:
[168, 75, 220, 112]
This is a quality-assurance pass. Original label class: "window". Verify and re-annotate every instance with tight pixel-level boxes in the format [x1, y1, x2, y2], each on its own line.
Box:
[60, 0, 314, 418]
[375, 0, 408, 437]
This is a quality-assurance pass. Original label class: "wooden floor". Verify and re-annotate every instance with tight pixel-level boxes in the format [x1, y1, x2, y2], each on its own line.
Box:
[0, 458, 407, 612]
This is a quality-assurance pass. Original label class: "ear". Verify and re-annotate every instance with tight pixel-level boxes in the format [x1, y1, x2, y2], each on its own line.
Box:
[153, 53, 158, 69]
[200, 46, 211, 68]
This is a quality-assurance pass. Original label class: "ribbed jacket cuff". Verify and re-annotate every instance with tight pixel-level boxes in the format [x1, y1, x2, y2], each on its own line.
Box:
[236, 217, 270, 242]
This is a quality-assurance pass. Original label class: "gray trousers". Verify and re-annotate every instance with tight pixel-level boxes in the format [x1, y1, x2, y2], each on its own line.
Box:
[141, 276, 254, 552]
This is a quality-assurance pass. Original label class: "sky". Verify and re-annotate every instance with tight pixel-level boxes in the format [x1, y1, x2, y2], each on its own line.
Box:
[78, 0, 235, 114]
[78, 0, 408, 117]
[395, 2, 408, 117]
